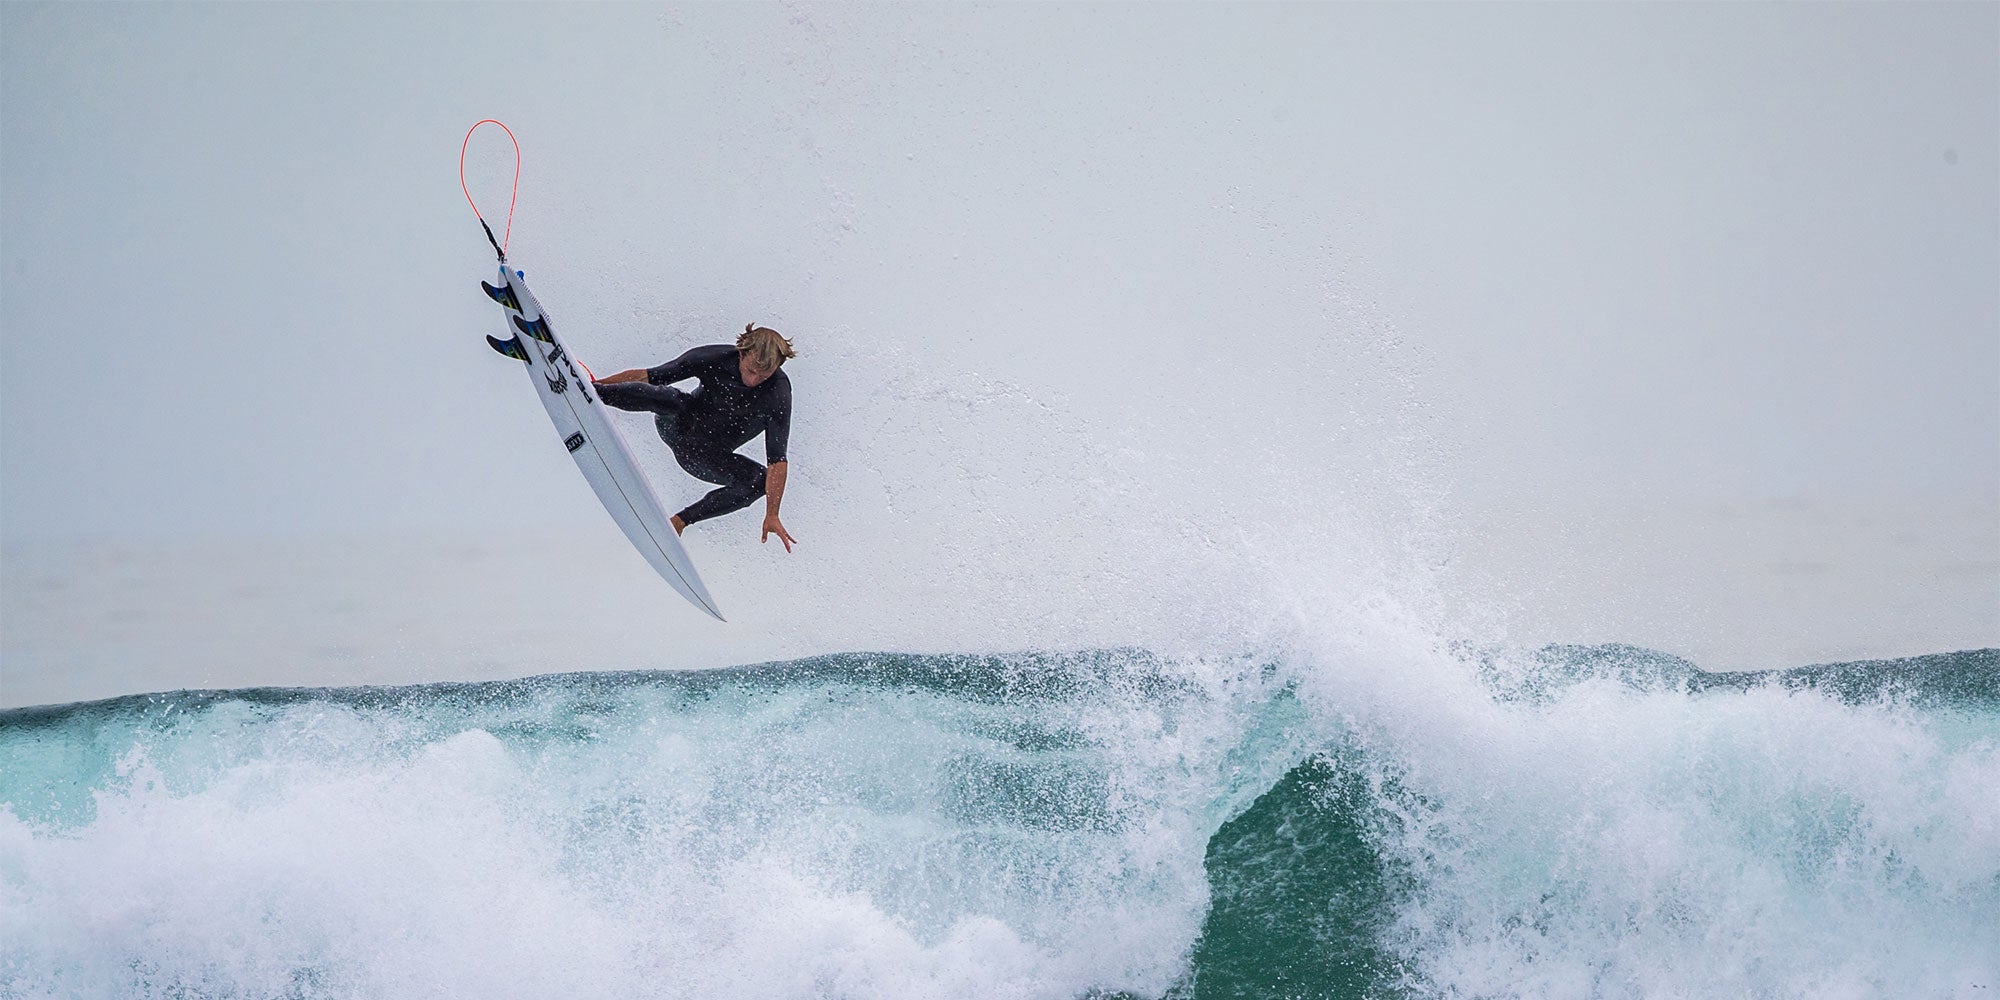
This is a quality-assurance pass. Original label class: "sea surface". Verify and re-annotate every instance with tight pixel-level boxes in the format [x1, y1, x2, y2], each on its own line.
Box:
[3, 644, 1996, 999]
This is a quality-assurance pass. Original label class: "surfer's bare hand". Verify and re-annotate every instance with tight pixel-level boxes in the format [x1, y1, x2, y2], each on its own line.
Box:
[762, 515, 795, 553]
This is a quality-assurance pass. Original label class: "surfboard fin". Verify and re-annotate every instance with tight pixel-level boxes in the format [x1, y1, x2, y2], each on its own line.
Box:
[481, 280, 521, 312]
[512, 314, 555, 343]
[486, 334, 530, 361]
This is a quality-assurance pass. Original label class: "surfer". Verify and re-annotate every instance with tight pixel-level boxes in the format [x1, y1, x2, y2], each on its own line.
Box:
[593, 326, 797, 552]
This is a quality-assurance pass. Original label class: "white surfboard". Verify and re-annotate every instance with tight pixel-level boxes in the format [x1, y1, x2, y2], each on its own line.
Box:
[482, 263, 725, 621]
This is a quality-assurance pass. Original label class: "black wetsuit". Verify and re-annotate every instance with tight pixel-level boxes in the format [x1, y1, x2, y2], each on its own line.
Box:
[596, 345, 792, 525]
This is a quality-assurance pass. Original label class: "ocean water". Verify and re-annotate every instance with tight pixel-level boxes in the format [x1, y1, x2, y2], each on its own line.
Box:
[3, 645, 1994, 999]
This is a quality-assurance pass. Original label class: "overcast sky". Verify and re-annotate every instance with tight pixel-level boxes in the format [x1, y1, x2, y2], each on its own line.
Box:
[3, 2, 1995, 543]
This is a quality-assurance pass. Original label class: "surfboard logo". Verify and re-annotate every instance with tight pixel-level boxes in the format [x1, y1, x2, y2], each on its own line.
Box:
[564, 432, 586, 452]
[541, 344, 571, 394]
[540, 342, 593, 402]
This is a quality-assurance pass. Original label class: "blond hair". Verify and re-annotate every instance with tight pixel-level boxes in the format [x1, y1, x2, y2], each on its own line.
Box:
[736, 324, 797, 371]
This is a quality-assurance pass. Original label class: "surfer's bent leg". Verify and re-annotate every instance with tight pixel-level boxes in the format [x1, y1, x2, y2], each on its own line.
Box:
[596, 381, 688, 416]
[672, 449, 767, 525]
[595, 382, 691, 443]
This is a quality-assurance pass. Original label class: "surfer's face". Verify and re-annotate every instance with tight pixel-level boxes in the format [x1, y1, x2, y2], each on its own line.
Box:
[739, 353, 777, 387]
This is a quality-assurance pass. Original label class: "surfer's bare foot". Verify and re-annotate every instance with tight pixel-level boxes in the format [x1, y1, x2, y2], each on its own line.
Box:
[671, 515, 686, 535]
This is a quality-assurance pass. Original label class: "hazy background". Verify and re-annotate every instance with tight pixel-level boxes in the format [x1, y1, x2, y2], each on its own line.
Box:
[4, 3, 1995, 707]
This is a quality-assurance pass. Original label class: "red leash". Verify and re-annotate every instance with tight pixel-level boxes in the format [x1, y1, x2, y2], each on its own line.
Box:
[460, 119, 520, 259]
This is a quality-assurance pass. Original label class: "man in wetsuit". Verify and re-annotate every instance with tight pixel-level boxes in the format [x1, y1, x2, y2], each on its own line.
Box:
[593, 325, 797, 552]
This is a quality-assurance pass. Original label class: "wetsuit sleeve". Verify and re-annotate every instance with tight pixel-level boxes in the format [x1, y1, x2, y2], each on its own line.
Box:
[765, 376, 792, 464]
[646, 347, 710, 386]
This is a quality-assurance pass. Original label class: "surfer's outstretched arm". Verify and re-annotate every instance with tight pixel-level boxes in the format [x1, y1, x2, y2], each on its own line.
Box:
[759, 387, 795, 552]
[593, 347, 711, 390]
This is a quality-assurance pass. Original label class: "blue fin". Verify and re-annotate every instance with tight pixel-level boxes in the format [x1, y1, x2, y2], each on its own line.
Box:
[512, 314, 554, 343]
[481, 280, 521, 312]
[486, 334, 529, 361]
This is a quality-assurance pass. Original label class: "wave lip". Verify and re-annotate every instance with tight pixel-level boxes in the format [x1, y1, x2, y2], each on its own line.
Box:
[1476, 643, 2000, 708]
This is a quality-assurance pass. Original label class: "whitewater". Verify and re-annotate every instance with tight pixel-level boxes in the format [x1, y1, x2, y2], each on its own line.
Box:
[4, 639, 1996, 999]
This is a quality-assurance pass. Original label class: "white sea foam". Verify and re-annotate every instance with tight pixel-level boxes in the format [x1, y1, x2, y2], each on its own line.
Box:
[0, 654, 1301, 999]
